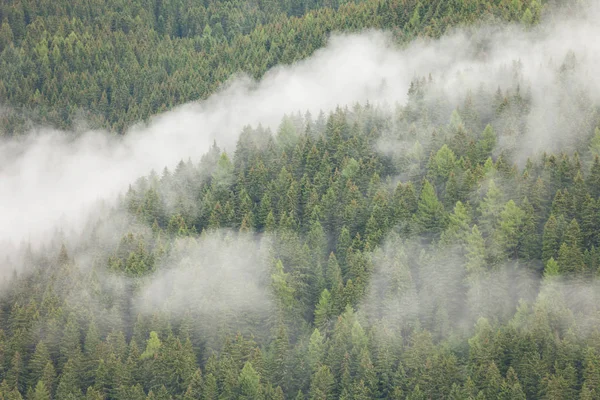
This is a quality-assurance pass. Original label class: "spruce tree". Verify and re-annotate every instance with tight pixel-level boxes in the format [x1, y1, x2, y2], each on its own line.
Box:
[413, 180, 446, 235]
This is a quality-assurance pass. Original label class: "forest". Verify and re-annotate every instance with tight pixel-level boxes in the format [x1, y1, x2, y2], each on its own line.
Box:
[3, 0, 600, 399]
[0, 0, 543, 134]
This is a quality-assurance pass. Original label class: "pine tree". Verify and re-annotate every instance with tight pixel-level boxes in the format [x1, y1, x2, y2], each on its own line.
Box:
[581, 195, 598, 248]
[551, 189, 572, 220]
[356, 349, 377, 397]
[84, 387, 104, 400]
[482, 362, 503, 399]
[500, 367, 526, 400]
[587, 156, 600, 198]
[307, 329, 326, 374]
[557, 242, 585, 274]
[7, 351, 23, 393]
[31, 380, 51, 400]
[203, 374, 218, 400]
[478, 125, 497, 163]
[183, 369, 203, 400]
[238, 362, 263, 400]
[83, 322, 100, 387]
[496, 200, 525, 260]
[440, 200, 472, 247]
[413, 180, 446, 235]
[151, 385, 171, 400]
[151, 335, 196, 394]
[564, 218, 583, 249]
[313, 290, 333, 333]
[269, 322, 291, 392]
[465, 225, 486, 278]
[519, 198, 539, 260]
[582, 348, 600, 395]
[427, 144, 456, 186]
[544, 258, 560, 278]
[406, 384, 426, 400]
[28, 343, 50, 390]
[590, 127, 600, 158]
[56, 357, 83, 399]
[542, 214, 560, 262]
[308, 366, 334, 400]
[478, 180, 504, 237]
[41, 362, 56, 398]
[0, 21, 14, 53]
[141, 332, 161, 360]
[93, 359, 110, 396]
[468, 318, 497, 385]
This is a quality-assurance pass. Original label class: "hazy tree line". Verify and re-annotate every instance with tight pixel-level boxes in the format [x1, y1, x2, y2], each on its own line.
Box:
[2, 59, 600, 399]
[0, 0, 543, 134]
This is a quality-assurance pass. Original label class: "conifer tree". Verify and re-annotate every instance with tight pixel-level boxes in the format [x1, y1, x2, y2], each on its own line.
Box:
[31, 380, 51, 400]
[413, 180, 446, 235]
[238, 362, 263, 400]
[542, 214, 560, 262]
[28, 343, 50, 390]
[56, 357, 83, 399]
[308, 366, 334, 400]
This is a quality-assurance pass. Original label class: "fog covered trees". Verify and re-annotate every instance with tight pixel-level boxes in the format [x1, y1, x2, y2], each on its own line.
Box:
[2, 70, 600, 398]
[4, 0, 600, 398]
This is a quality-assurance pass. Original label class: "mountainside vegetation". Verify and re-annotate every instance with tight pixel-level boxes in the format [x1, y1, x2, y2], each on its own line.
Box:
[5, 1, 600, 400]
[4, 71, 600, 398]
[0, 0, 543, 134]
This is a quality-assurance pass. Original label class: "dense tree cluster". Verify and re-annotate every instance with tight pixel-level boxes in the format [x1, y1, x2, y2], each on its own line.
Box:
[2, 60, 600, 398]
[5, 0, 600, 399]
[0, 0, 543, 134]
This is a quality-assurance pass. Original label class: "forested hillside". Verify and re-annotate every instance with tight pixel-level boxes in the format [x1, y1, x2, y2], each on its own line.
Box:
[0, 0, 543, 134]
[5, 0, 600, 400]
[3, 67, 600, 399]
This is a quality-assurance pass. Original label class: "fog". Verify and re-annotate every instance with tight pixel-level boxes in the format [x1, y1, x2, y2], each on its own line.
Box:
[135, 232, 272, 318]
[2, 3, 600, 344]
[2, 4, 600, 252]
[361, 234, 600, 341]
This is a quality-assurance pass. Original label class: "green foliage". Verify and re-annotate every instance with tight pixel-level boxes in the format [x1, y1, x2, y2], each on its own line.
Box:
[413, 180, 447, 235]
[238, 362, 263, 400]
[0, 0, 544, 135]
[141, 332, 162, 360]
[14, 3, 600, 397]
